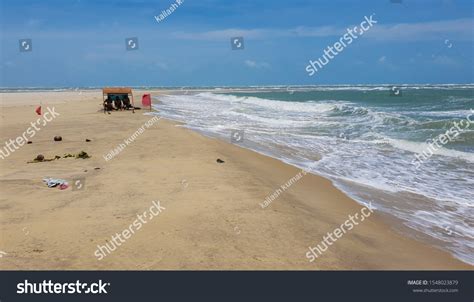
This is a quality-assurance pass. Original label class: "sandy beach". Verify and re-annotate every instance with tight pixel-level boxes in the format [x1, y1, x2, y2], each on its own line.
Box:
[0, 90, 471, 270]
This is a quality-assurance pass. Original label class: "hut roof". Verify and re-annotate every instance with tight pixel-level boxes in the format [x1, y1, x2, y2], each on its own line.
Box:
[102, 87, 132, 94]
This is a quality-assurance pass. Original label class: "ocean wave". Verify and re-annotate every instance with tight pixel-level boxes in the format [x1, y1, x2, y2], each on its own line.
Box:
[381, 138, 474, 162]
[195, 92, 342, 114]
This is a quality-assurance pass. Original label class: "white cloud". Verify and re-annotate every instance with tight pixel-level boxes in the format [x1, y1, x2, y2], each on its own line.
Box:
[173, 28, 271, 40]
[376, 56, 398, 70]
[25, 19, 43, 27]
[286, 26, 343, 37]
[365, 18, 473, 41]
[432, 55, 458, 66]
[154, 61, 169, 70]
[6, 18, 472, 44]
[244, 60, 270, 69]
[172, 18, 473, 42]
[171, 25, 345, 41]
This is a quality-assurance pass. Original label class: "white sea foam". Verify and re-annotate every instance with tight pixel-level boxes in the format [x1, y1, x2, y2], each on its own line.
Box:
[383, 138, 474, 162]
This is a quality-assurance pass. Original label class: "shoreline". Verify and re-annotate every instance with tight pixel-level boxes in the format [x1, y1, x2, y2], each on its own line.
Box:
[0, 91, 471, 270]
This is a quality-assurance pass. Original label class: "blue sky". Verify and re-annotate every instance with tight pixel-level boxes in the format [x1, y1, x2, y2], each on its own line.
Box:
[0, 0, 473, 87]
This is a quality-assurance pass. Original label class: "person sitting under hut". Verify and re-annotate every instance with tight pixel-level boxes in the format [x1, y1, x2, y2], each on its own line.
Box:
[104, 96, 114, 112]
[123, 96, 132, 109]
[114, 96, 123, 110]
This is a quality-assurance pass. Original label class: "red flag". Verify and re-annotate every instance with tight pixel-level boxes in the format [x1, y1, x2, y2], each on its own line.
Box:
[142, 94, 151, 107]
[35, 106, 42, 115]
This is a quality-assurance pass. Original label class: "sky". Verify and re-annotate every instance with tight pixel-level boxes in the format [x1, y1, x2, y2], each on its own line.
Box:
[0, 0, 473, 87]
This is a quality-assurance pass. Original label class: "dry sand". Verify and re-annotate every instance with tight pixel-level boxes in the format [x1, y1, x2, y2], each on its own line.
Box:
[0, 91, 471, 270]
